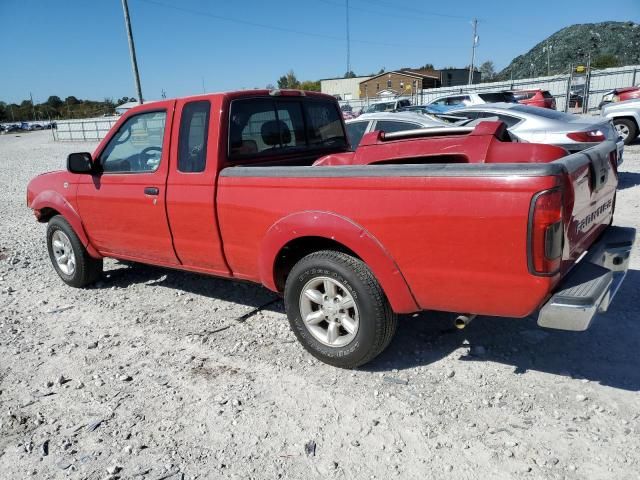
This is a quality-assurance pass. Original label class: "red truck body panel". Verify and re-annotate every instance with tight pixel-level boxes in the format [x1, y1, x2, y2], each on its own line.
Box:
[27, 90, 619, 320]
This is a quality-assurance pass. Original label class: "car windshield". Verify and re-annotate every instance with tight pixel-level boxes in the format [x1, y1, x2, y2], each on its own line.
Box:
[479, 92, 517, 103]
[366, 102, 394, 113]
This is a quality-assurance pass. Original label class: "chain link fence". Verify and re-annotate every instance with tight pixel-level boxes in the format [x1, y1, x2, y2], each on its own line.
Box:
[339, 64, 639, 114]
[52, 117, 119, 141]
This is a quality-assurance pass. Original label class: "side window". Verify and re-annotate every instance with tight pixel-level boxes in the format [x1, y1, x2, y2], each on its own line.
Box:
[496, 114, 522, 128]
[178, 101, 210, 173]
[374, 120, 421, 133]
[100, 111, 166, 173]
[346, 121, 369, 148]
[446, 96, 464, 106]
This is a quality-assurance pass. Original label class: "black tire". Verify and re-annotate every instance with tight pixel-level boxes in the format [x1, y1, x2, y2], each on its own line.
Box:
[614, 118, 638, 145]
[284, 250, 397, 368]
[46, 215, 103, 287]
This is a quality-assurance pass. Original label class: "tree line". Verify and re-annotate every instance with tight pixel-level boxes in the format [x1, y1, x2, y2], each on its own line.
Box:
[0, 96, 136, 123]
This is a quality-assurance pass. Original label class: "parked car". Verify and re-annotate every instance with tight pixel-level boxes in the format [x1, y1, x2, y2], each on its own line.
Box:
[363, 98, 411, 113]
[509, 89, 556, 109]
[601, 99, 640, 145]
[5, 124, 22, 132]
[599, 86, 640, 109]
[345, 111, 450, 148]
[26, 89, 634, 368]
[427, 91, 517, 112]
[448, 103, 624, 161]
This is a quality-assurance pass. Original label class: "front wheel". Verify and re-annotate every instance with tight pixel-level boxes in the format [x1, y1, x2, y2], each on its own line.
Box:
[284, 250, 397, 368]
[47, 216, 103, 287]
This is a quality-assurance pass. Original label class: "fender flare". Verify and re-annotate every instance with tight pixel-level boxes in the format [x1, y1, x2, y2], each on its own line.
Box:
[259, 211, 419, 313]
[31, 190, 102, 258]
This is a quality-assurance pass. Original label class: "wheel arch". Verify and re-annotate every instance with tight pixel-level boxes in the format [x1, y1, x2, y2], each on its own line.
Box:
[259, 211, 419, 313]
[31, 190, 102, 259]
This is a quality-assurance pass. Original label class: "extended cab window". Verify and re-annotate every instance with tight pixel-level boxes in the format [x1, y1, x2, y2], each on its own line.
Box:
[100, 111, 166, 173]
[374, 120, 423, 133]
[228, 97, 347, 159]
[178, 101, 210, 173]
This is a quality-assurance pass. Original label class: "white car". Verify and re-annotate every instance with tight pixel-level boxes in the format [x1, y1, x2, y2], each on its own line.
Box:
[450, 103, 625, 163]
[345, 112, 451, 148]
[362, 98, 412, 114]
[427, 91, 517, 111]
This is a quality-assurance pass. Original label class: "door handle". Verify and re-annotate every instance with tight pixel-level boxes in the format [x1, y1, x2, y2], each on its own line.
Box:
[144, 187, 159, 196]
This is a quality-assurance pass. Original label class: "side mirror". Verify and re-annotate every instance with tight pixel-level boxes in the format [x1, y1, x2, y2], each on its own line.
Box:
[67, 152, 94, 174]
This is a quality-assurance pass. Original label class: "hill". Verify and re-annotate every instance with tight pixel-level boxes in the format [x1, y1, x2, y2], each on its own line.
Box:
[498, 21, 640, 79]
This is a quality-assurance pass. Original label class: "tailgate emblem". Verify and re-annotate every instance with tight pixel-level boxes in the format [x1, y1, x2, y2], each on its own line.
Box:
[575, 199, 612, 233]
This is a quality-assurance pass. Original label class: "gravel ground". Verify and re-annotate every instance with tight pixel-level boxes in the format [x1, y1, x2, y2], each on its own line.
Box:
[1, 130, 639, 480]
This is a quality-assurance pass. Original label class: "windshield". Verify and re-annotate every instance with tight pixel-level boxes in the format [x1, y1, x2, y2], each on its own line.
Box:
[365, 102, 394, 113]
[479, 92, 517, 103]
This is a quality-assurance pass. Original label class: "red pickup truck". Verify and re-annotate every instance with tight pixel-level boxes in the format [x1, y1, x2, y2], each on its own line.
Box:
[27, 90, 635, 368]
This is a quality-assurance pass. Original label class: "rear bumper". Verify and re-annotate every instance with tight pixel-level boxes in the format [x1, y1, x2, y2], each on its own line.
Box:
[538, 226, 636, 331]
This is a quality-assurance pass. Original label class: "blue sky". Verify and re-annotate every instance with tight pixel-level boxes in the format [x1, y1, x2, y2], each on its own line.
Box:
[1, 0, 638, 104]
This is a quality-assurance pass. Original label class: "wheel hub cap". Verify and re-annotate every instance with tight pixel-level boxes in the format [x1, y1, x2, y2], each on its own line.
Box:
[299, 276, 359, 347]
[52, 230, 76, 276]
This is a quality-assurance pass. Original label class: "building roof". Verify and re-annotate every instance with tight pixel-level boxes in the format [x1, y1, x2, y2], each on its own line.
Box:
[360, 69, 440, 84]
[319, 75, 372, 82]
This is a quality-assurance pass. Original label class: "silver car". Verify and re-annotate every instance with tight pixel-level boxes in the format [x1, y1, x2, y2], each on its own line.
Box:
[601, 99, 640, 145]
[450, 103, 624, 162]
[345, 112, 451, 148]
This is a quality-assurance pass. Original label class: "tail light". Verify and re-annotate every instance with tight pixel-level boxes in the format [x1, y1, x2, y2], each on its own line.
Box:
[612, 95, 620, 102]
[528, 189, 563, 275]
[566, 130, 606, 142]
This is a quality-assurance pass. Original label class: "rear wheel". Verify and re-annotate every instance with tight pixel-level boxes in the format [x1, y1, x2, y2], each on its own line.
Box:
[284, 250, 397, 368]
[47, 216, 103, 287]
[614, 118, 638, 145]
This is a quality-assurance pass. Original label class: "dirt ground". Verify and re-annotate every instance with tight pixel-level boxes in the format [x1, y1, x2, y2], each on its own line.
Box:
[1, 130, 639, 480]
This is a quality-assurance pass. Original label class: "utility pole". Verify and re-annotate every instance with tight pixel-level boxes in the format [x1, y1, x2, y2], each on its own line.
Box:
[30, 92, 36, 120]
[121, 0, 144, 104]
[544, 41, 552, 76]
[468, 19, 478, 85]
[346, 0, 351, 76]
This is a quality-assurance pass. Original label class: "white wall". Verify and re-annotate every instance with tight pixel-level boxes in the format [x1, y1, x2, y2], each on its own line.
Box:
[321, 76, 371, 100]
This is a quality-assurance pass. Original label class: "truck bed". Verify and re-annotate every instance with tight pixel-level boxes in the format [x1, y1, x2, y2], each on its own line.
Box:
[217, 140, 619, 317]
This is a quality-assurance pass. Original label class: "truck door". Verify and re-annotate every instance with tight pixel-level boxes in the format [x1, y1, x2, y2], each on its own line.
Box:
[76, 101, 178, 264]
[165, 97, 230, 275]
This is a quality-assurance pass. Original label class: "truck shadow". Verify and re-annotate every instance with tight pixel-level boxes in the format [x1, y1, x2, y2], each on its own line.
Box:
[97, 261, 639, 392]
[617, 171, 640, 190]
[95, 261, 282, 313]
[367, 269, 640, 392]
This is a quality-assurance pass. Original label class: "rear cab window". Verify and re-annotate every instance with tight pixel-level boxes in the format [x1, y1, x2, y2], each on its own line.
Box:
[374, 120, 423, 133]
[228, 97, 347, 161]
[178, 100, 210, 173]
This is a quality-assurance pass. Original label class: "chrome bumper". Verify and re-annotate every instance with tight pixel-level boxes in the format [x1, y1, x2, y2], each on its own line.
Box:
[538, 226, 636, 331]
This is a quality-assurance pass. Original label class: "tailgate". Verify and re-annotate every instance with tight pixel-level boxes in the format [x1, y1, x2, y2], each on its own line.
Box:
[555, 140, 618, 271]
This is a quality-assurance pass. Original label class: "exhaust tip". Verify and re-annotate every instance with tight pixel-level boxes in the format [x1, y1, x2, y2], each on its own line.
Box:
[455, 314, 477, 330]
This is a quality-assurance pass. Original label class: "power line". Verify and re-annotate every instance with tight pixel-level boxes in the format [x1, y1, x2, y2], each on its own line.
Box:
[318, 0, 470, 22]
[135, 0, 403, 47]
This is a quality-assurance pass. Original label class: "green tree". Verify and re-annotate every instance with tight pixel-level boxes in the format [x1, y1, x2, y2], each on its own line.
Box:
[65, 96, 80, 105]
[416, 63, 434, 70]
[592, 54, 618, 69]
[299, 80, 321, 91]
[277, 70, 300, 89]
[46, 95, 63, 109]
[343, 71, 356, 78]
[479, 60, 496, 81]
